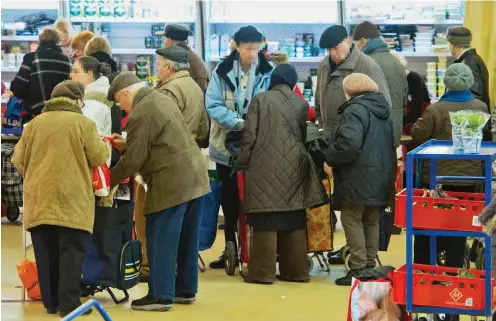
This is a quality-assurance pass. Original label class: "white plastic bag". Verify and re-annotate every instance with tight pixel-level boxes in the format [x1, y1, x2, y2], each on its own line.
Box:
[347, 278, 392, 321]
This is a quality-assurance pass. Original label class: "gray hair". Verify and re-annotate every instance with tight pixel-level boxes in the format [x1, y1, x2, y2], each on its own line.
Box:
[39, 27, 61, 43]
[164, 59, 190, 72]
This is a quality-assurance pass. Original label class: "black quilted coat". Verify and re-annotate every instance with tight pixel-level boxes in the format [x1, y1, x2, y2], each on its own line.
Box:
[325, 92, 394, 209]
[237, 85, 328, 213]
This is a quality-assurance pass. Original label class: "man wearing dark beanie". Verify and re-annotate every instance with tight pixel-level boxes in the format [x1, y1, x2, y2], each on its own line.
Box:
[316, 25, 391, 284]
[353, 21, 408, 232]
[447, 26, 490, 114]
[160, 24, 209, 93]
[206, 25, 273, 270]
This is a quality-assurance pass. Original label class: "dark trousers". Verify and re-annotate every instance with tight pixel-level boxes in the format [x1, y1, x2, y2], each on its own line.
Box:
[30, 225, 88, 314]
[146, 196, 204, 300]
[413, 185, 475, 268]
[216, 163, 240, 243]
[249, 228, 309, 283]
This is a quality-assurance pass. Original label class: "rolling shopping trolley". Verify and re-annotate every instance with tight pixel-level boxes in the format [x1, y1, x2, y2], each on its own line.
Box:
[392, 140, 495, 321]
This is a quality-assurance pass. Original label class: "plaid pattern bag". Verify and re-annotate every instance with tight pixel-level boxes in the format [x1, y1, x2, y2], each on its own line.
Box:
[1, 143, 23, 206]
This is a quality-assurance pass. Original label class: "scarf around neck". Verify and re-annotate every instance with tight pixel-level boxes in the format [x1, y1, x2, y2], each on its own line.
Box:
[439, 89, 474, 103]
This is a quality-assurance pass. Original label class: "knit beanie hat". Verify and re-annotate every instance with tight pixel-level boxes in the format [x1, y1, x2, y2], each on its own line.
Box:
[320, 25, 348, 49]
[343, 73, 379, 97]
[233, 26, 263, 45]
[443, 63, 474, 92]
[447, 26, 472, 45]
[352, 21, 381, 40]
[51, 80, 85, 100]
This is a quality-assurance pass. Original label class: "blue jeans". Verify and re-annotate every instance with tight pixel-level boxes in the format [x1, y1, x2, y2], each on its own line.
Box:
[145, 195, 205, 300]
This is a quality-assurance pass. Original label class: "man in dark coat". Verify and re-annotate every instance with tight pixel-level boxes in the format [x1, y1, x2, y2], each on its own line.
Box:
[10, 27, 71, 120]
[447, 26, 490, 113]
[324, 73, 393, 286]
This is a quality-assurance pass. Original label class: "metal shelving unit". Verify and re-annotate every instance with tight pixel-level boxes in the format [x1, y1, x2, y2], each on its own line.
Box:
[404, 140, 494, 320]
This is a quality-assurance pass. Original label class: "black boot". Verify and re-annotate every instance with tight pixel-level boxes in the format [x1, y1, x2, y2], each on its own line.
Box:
[209, 252, 226, 269]
[335, 268, 373, 286]
[328, 247, 345, 265]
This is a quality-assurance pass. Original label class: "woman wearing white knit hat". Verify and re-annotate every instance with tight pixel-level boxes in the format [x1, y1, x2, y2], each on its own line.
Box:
[324, 73, 394, 286]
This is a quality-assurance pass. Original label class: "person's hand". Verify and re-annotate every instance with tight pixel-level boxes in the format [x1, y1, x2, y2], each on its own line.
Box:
[323, 162, 333, 178]
[112, 133, 127, 152]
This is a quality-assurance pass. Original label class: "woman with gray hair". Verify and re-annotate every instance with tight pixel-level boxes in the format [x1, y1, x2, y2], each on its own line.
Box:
[10, 27, 72, 121]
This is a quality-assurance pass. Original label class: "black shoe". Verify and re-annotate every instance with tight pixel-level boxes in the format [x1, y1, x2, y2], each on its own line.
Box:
[173, 293, 196, 304]
[209, 253, 226, 269]
[218, 224, 225, 230]
[335, 270, 354, 286]
[335, 268, 373, 286]
[139, 272, 149, 283]
[60, 308, 92, 318]
[328, 252, 345, 265]
[46, 308, 58, 315]
[276, 276, 310, 283]
[131, 295, 172, 312]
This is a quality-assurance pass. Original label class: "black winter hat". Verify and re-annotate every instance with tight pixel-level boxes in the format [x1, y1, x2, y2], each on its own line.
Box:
[320, 25, 348, 49]
[352, 21, 381, 40]
[162, 24, 190, 41]
[269, 64, 298, 90]
[233, 25, 263, 45]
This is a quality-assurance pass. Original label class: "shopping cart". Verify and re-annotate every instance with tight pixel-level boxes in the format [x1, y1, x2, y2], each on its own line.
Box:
[61, 299, 112, 321]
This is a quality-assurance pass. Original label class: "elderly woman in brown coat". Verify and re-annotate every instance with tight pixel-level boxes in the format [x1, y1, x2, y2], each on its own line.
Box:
[12, 81, 109, 317]
[238, 64, 328, 285]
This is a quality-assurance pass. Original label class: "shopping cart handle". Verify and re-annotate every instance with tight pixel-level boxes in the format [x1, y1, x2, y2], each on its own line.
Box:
[61, 299, 112, 321]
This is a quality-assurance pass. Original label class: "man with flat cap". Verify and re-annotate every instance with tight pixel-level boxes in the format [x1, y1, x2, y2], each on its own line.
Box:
[316, 25, 392, 285]
[108, 72, 210, 311]
[160, 24, 209, 92]
[447, 26, 490, 114]
[205, 25, 274, 270]
[155, 45, 208, 142]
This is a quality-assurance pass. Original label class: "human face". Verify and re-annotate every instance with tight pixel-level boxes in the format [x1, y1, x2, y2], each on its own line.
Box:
[70, 60, 94, 86]
[156, 56, 173, 82]
[327, 39, 351, 64]
[238, 42, 261, 65]
[115, 89, 134, 113]
[355, 38, 367, 51]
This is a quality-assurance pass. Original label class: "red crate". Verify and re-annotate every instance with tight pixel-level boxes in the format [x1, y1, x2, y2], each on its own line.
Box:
[392, 264, 496, 311]
[395, 189, 486, 232]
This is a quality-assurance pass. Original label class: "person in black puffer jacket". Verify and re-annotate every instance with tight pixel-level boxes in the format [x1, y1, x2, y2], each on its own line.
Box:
[324, 73, 393, 287]
[10, 28, 71, 120]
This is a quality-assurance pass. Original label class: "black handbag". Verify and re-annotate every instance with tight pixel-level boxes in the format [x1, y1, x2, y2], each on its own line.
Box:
[305, 122, 329, 180]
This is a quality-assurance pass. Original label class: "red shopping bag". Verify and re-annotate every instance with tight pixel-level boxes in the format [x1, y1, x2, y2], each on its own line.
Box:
[92, 164, 111, 197]
[17, 259, 42, 300]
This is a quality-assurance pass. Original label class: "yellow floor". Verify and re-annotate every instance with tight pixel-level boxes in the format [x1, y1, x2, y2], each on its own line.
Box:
[0, 214, 410, 321]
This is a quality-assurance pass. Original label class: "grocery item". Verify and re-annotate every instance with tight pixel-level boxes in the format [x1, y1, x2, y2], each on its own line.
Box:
[135, 55, 152, 80]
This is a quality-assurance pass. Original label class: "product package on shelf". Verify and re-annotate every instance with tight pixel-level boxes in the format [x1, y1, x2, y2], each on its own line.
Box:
[135, 55, 152, 80]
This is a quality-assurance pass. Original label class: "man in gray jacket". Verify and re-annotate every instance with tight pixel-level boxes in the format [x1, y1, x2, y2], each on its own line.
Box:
[316, 25, 391, 143]
[316, 25, 392, 266]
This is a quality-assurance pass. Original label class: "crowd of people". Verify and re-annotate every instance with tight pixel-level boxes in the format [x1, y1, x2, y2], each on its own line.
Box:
[7, 17, 492, 317]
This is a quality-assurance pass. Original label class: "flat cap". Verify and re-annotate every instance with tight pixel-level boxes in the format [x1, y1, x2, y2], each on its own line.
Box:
[107, 71, 141, 101]
[51, 80, 85, 100]
[320, 25, 348, 49]
[447, 26, 472, 45]
[156, 45, 189, 64]
[233, 25, 263, 45]
[160, 24, 190, 41]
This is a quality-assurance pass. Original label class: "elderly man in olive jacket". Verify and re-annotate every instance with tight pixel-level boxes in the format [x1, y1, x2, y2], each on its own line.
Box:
[315, 25, 391, 143]
[154, 45, 209, 143]
[108, 72, 210, 312]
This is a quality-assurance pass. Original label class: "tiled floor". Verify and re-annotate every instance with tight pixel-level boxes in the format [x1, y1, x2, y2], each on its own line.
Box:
[0, 216, 479, 321]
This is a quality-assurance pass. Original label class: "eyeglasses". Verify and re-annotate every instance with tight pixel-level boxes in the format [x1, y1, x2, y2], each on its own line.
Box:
[81, 101, 85, 108]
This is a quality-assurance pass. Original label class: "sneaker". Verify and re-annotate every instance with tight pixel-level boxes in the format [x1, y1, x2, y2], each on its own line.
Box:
[173, 293, 196, 304]
[335, 268, 374, 286]
[60, 308, 92, 318]
[209, 252, 226, 269]
[335, 270, 353, 286]
[131, 295, 172, 312]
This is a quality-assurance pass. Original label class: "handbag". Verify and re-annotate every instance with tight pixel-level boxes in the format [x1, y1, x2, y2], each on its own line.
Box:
[305, 122, 328, 180]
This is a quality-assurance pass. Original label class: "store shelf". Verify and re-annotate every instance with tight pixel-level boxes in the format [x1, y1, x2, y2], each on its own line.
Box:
[1, 67, 19, 72]
[2, 0, 59, 10]
[1, 36, 38, 42]
[70, 17, 193, 23]
[209, 20, 338, 24]
[112, 48, 157, 55]
[348, 18, 463, 25]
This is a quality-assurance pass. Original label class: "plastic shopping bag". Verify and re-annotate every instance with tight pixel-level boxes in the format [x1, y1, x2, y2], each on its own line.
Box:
[3, 96, 23, 128]
[92, 164, 111, 197]
[347, 278, 392, 321]
[16, 259, 42, 300]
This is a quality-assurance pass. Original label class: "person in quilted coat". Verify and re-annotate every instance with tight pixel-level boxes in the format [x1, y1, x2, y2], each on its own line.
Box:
[237, 64, 328, 284]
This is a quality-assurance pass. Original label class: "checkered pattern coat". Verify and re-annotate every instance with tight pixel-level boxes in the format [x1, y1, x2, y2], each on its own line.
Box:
[1, 143, 23, 206]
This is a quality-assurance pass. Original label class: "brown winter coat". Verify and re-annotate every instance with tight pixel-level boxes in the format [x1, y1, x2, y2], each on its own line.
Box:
[110, 87, 210, 214]
[154, 70, 209, 141]
[411, 98, 488, 185]
[177, 42, 209, 92]
[237, 85, 328, 213]
[315, 45, 392, 142]
[12, 97, 109, 233]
